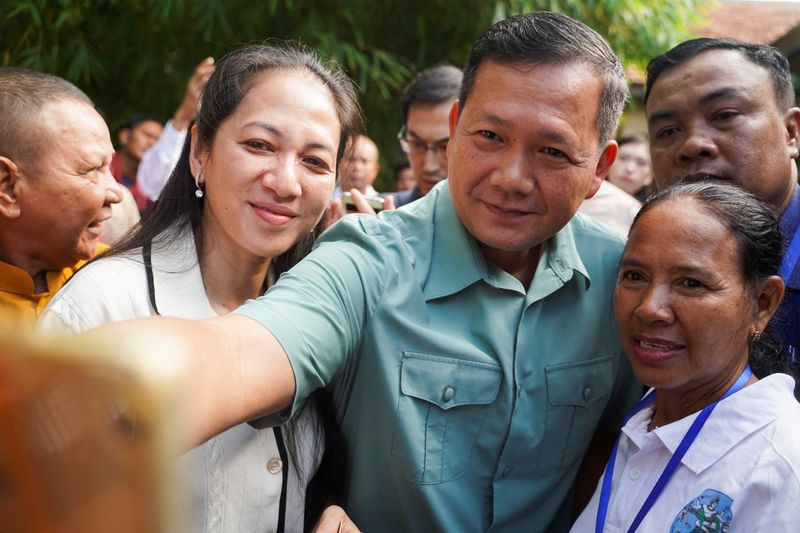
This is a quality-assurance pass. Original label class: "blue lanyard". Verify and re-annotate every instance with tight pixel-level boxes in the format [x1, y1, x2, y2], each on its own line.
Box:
[594, 365, 753, 533]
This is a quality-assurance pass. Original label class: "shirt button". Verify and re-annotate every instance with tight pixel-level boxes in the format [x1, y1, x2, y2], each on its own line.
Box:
[629, 469, 639, 480]
[267, 457, 283, 475]
[442, 385, 455, 402]
[583, 387, 593, 401]
[502, 466, 513, 478]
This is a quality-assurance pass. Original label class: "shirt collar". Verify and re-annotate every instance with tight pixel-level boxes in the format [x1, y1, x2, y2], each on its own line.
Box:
[508, 218, 593, 307]
[422, 181, 592, 301]
[622, 374, 794, 474]
[0, 259, 38, 295]
[0, 250, 100, 296]
[422, 182, 486, 299]
[148, 227, 216, 318]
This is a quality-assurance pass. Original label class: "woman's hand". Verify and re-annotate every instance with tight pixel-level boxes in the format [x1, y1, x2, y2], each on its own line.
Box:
[312, 505, 361, 533]
[325, 189, 396, 228]
[348, 188, 396, 215]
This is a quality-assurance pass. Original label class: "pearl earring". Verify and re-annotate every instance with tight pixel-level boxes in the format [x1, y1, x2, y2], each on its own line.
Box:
[194, 171, 204, 198]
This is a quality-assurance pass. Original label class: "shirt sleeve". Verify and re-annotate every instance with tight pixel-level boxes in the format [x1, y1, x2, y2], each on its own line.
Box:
[39, 272, 111, 334]
[38, 257, 149, 334]
[727, 427, 800, 531]
[234, 215, 393, 416]
[137, 120, 188, 200]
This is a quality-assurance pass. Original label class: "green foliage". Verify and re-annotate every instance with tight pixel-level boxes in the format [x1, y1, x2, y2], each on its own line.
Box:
[494, 0, 702, 71]
[1, 0, 702, 189]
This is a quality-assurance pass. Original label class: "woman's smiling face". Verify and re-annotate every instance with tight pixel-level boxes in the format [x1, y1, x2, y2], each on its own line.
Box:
[192, 68, 340, 261]
[614, 197, 757, 396]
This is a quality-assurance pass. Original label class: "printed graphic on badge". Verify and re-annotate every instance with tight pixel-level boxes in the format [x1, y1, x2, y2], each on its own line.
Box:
[670, 488, 734, 533]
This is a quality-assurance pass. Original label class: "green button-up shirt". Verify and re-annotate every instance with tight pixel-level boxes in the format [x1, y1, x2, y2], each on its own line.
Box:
[237, 182, 639, 532]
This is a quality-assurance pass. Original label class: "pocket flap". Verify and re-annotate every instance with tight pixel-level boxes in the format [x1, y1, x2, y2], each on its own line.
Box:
[400, 353, 502, 410]
[545, 355, 614, 408]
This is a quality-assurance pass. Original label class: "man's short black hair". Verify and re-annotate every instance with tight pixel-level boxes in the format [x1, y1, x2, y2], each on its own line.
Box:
[392, 162, 410, 181]
[401, 65, 463, 124]
[0, 67, 93, 162]
[459, 11, 628, 145]
[123, 112, 165, 131]
[645, 38, 795, 109]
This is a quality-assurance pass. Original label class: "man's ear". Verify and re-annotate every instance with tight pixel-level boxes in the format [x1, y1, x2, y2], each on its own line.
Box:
[753, 275, 785, 333]
[188, 125, 207, 180]
[585, 140, 618, 200]
[118, 128, 130, 147]
[784, 107, 800, 159]
[448, 100, 460, 139]
[0, 156, 22, 219]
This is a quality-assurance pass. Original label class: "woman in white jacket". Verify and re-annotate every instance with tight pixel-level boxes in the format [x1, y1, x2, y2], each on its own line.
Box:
[40, 43, 362, 533]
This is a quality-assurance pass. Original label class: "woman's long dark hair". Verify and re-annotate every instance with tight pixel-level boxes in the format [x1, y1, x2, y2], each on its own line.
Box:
[98, 43, 363, 526]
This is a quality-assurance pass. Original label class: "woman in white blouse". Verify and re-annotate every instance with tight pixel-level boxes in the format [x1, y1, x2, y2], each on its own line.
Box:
[572, 181, 800, 532]
[41, 43, 362, 533]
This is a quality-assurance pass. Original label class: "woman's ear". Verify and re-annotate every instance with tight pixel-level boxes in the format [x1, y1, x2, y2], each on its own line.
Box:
[188, 125, 207, 180]
[752, 275, 785, 333]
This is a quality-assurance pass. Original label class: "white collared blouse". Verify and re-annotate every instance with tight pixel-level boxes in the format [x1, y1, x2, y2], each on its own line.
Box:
[571, 373, 800, 532]
[40, 226, 322, 533]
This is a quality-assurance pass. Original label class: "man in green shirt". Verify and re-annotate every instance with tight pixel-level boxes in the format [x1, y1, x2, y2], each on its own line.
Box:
[108, 11, 640, 531]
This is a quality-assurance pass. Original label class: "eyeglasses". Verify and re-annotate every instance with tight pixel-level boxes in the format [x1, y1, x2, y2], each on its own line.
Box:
[397, 126, 448, 158]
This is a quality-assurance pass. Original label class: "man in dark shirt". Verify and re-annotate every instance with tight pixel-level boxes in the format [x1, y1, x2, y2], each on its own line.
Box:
[392, 65, 462, 207]
[645, 38, 800, 364]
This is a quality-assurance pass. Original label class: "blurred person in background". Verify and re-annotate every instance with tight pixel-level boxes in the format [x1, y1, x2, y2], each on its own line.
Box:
[136, 57, 215, 204]
[105, 59, 214, 242]
[606, 134, 653, 203]
[334, 134, 381, 199]
[336, 65, 461, 218]
[111, 112, 164, 212]
[392, 163, 415, 192]
[393, 64, 462, 208]
[577, 178, 641, 238]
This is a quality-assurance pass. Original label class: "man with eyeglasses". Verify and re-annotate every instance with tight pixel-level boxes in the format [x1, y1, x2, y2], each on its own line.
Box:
[393, 65, 463, 208]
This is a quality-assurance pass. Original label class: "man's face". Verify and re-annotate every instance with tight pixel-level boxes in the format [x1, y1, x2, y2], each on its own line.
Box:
[646, 49, 799, 211]
[404, 101, 452, 195]
[339, 136, 379, 194]
[394, 166, 416, 192]
[121, 119, 163, 161]
[447, 60, 615, 266]
[15, 100, 121, 268]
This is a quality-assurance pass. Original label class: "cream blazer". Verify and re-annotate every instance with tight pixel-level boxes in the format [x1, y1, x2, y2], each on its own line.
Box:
[40, 226, 322, 533]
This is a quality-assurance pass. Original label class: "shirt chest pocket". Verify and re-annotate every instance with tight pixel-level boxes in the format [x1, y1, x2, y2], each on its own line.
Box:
[537, 355, 614, 472]
[391, 353, 502, 485]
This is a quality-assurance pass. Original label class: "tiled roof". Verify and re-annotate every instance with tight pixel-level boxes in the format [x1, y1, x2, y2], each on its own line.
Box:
[694, 0, 800, 44]
[627, 1, 800, 84]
